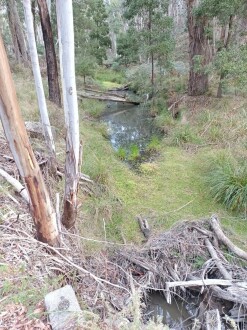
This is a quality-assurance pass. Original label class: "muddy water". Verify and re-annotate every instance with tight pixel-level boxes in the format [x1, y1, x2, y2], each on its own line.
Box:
[146, 292, 198, 329]
[101, 101, 160, 155]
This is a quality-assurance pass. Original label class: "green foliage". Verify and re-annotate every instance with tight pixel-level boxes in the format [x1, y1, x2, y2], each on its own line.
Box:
[116, 147, 127, 160]
[76, 54, 98, 82]
[117, 28, 139, 66]
[192, 256, 207, 269]
[214, 46, 247, 92]
[196, 0, 244, 23]
[73, 0, 110, 66]
[95, 67, 126, 85]
[147, 135, 161, 152]
[87, 0, 111, 64]
[206, 155, 247, 214]
[171, 125, 201, 146]
[81, 99, 105, 118]
[126, 65, 152, 96]
[128, 144, 140, 161]
[123, 0, 174, 76]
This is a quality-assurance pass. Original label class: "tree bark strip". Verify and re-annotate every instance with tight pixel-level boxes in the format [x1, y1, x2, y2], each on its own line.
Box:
[37, 0, 61, 107]
[0, 33, 60, 247]
[56, 0, 80, 229]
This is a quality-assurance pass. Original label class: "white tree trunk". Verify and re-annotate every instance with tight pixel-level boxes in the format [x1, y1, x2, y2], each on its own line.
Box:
[0, 33, 60, 247]
[23, 0, 56, 164]
[56, 0, 80, 229]
[46, 0, 51, 15]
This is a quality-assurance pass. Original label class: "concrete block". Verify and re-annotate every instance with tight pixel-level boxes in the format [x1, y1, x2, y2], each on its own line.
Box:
[45, 285, 83, 330]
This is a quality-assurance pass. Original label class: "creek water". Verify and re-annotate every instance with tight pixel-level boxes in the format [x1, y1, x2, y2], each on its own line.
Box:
[101, 100, 198, 327]
[146, 292, 198, 329]
[101, 101, 160, 160]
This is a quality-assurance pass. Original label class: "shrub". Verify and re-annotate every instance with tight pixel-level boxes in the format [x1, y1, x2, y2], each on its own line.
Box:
[206, 157, 247, 214]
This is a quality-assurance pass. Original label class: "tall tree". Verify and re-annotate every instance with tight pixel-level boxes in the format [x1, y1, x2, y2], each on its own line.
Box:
[37, 0, 61, 107]
[56, 0, 80, 229]
[6, 0, 29, 64]
[0, 32, 60, 247]
[23, 0, 56, 171]
[88, 0, 111, 64]
[124, 0, 173, 86]
[187, 0, 209, 96]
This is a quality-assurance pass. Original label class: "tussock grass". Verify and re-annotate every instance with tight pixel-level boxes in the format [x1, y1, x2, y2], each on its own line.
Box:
[206, 154, 247, 214]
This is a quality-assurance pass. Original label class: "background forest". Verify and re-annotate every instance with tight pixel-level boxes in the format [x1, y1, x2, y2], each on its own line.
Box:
[0, 0, 247, 329]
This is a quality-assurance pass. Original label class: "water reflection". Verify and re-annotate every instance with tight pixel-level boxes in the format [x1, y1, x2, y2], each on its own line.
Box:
[146, 292, 198, 329]
[101, 102, 159, 153]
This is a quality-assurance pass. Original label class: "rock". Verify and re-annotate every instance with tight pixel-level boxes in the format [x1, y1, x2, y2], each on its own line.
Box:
[25, 121, 56, 140]
[44, 285, 83, 330]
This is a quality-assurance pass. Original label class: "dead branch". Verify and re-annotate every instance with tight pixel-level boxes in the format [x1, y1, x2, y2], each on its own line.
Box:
[0, 167, 30, 203]
[210, 215, 247, 261]
[205, 238, 232, 280]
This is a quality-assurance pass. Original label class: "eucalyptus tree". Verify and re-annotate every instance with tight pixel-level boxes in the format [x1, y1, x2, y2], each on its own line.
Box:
[56, 0, 80, 229]
[123, 0, 173, 86]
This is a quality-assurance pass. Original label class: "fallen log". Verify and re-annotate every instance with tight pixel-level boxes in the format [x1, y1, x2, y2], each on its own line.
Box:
[210, 215, 247, 261]
[0, 167, 30, 203]
[165, 279, 247, 304]
[77, 91, 140, 105]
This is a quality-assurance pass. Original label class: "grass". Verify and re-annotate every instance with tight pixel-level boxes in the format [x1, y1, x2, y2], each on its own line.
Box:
[2, 66, 247, 318]
[205, 153, 247, 214]
[76, 94, 247, 249]
[94, 67, 126, 89]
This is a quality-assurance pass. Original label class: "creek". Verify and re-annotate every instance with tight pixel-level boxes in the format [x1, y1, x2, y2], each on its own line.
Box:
[146, 292, 199, 329]
[101, 100, 199, 328]
[101, 101, 160, 163]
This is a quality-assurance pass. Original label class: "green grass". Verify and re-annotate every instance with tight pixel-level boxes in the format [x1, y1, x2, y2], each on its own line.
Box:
[95, 67, 125, 89]
[78, 102, 247, 247]
[205, 154, 247, 214]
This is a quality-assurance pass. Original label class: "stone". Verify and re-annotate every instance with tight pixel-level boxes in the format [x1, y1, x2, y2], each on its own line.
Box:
[45, 285, 83, 330]
[25, 121, 56, 140]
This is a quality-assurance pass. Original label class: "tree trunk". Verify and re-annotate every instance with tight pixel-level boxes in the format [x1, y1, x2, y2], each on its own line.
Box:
[187, 0, 209, 96]
[217, 16, 234, 98]
[56, 0, 80, 229]
[0, 33, 60, 247]
[46, 0, 51, 14]
[6, 0, 29, 64]
[23, 0, 57, 171]
[31, 0, 37, 42]
[37, 0, 61, 107]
